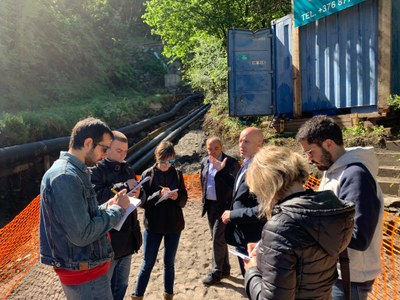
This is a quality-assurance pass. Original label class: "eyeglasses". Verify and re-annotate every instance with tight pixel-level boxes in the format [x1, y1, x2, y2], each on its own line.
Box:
[95, 143, 110, 154]
[159, 159, 175, 165]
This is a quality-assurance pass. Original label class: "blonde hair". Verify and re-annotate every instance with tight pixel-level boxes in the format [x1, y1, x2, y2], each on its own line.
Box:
[246, 145, 309, 219]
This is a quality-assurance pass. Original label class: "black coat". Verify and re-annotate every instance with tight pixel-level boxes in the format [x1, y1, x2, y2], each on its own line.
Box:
[225, 169, 266, 248]
[200, 153, 240, 216]
[244, 190, 355, 300]
[90, 159, 143, 259]
[140, 165, 187, 234]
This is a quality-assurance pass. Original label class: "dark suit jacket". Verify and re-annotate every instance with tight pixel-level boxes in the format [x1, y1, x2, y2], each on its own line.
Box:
[200, 153, 240, 217]
[225, 169, 266, 248]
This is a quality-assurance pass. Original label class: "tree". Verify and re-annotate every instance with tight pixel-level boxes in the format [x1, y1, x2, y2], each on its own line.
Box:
[142, 0, 291, 63]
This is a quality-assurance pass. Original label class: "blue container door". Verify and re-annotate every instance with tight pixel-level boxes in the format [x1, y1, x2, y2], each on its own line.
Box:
[228, 28, 273, 116]
[300, 0, 379, 114]
[272, 15, 294, 116]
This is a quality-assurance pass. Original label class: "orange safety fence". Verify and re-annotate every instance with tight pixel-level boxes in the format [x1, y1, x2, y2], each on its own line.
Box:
[0, 174, 399, 299]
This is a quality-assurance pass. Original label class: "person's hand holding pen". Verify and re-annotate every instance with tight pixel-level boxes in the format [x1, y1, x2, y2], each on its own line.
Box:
[108, 189, 130, 211]
[244, 241, 261, 271]
[126, 178, 141, 198]
[159, 185, 178, 200]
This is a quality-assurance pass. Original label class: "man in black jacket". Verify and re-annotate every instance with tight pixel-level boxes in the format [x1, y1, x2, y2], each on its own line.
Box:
[90, 131, 144, 300]
[200, 137, 240, 285]
[221, 127, 266, 277]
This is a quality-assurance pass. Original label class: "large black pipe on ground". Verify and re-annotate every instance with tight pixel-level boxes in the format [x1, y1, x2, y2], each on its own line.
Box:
[0, 94, 203, 171]
[129, 104, 210, 171]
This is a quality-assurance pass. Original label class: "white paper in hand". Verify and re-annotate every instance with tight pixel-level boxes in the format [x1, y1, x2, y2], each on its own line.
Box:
[127, 176, 150, 195]
[228, 248, 251, 260]
[154, 189, 179, 206]
[113, 197, 142, 231]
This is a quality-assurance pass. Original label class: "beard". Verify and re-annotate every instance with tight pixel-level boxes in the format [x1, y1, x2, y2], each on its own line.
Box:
[84, 149, 98, 167]
[313, 147, 334, 171]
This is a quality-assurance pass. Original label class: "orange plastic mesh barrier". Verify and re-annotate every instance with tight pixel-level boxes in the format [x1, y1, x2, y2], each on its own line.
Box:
[0, 194, 40, 299]
[304, 174, 322, 190]
[0, 174, 399, 299]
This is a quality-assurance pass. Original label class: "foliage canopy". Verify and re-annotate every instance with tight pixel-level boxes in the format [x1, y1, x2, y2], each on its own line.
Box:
[0, 0, 166, 112]
[143, 0, 291, 64]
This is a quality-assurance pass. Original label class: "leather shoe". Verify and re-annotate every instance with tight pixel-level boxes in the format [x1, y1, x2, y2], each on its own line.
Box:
[203, 273, 221, 285]
[222, 271, 230, 278]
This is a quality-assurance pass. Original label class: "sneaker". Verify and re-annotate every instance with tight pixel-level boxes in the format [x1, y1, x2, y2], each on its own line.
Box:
[203, 273, 222, 285]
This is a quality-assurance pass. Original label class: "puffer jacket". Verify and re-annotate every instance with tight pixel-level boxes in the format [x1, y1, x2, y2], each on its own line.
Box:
[245, 189, 355, 300]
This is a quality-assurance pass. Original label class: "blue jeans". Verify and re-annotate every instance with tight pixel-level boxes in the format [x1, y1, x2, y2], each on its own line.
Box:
[332, 279, 374, 300]
[134, 230, 181, 296]
[61, 272, 112, 300]
[107, 255, 132, 300]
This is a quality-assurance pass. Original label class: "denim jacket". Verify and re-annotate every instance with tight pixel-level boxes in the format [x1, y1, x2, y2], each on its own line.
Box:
[39, 152, 124, 270]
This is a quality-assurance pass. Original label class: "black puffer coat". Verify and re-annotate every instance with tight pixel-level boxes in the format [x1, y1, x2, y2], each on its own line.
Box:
[244, 189, 355, 300]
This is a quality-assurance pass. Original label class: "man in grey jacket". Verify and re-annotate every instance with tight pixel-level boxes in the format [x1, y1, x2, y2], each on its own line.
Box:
[296, 115, 384, 300]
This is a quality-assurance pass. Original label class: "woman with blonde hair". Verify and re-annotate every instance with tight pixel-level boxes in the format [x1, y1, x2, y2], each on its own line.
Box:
[244, 145, 355, 300]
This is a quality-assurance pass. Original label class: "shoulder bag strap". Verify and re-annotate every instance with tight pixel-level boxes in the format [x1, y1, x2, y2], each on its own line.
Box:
[339, 248, 351, 300]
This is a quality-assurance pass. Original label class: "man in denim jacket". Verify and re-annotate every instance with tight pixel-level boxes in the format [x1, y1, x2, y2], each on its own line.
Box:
[39, 117, 130, 300]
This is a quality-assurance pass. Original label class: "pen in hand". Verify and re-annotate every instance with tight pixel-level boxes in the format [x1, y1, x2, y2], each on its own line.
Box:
[249, 241, 261, 258]
[111, 188, 118, 195]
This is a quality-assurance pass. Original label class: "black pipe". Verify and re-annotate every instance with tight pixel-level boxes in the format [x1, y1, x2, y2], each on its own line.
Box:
[126, 104, 208, 164]
[0, 94, 203, 171]
[130, 104, 210, 171]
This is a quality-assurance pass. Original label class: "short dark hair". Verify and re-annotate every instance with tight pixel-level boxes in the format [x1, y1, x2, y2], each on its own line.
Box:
[154, 141, 175, 161]
[112, 130, 128, 143]
[295, 115, 344, 146]
[69, 117, 113, 149]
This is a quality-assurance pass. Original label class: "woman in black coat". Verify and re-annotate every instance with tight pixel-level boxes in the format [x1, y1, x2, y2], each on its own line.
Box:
[131, 141, 187, 300]
[244, 146, 355, 300]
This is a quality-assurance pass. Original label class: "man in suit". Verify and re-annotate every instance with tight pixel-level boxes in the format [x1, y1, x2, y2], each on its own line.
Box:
[200, 137, 241, 285]
[221, 127, 266, 277]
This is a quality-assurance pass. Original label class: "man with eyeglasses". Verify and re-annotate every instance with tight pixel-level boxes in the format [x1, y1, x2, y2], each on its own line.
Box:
[39, 117, 130, 300]
[200, 136, 240, 285]
[90, 130, 144, 300]
[296, 115, 384, 300]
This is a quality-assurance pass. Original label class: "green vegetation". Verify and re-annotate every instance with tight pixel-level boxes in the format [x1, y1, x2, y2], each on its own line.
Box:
[0, 0, 176, 147]
[0, 0, 167, 114]
[0, 93, 173, 147]
[342, 122, 385, 147]
[388, 94, 400, 111]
